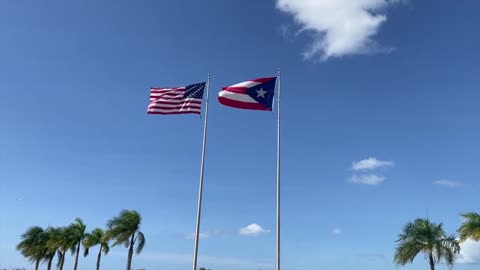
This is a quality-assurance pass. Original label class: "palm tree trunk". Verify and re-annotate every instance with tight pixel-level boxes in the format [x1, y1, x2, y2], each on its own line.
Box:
[59, 251, 66, 270]
[47, 255, 54, 270]
[428, 252, 435, 270]
[34, 259, 40, 270]
[126, 234, 135, 270]
[73, 242, 81, 270]
[96, 246, 102, 270]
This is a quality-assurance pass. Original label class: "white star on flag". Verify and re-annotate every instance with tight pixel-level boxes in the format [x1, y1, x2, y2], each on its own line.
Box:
[256, 88, 267, 98]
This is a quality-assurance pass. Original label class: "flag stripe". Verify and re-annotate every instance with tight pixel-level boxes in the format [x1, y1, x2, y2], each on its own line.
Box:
[148, 103, 202, 109]
[148, 83, 205, 115]
[220, 87, 248, 94]
[218, 91, 257, 103]
[150, 87, 186, 93]
[147, 111, 202, 115]
[150, 95, 185, 100]
[147, 107, 202, 114]
[251, 77, 277, 83]
[150, 91, 185, 97]
[218, 96, 271, 111]
[224, 81, 261, 89]
[149, 98, 202, 105]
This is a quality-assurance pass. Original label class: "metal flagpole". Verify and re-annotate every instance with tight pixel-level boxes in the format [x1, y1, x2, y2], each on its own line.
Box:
[276, 69, 281, 270]
[192, 74, 210, 270]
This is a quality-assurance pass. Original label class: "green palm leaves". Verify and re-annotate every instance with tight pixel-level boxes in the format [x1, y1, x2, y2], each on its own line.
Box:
[458, 212, 480, 242]
[106, 210, 145, 270]
[84, 228, 110, 270]
[84, 228, 110, 256]
[70, 218, 87, 270]
[16, 226, 48, 270]
[394, 218, 460, 270]
[17, 210, 144, 270]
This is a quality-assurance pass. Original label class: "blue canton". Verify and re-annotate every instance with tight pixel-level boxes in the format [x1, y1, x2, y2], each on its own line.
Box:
[246, 78, 277, 109]
[185, 82, 206, 99]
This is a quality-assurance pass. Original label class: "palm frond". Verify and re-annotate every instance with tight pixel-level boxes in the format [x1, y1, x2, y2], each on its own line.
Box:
[135, 231, 145, 255]
[458, 212, 480, 242]
[394, 218, 460, 268]
[102, 243, 110, 255]
[106, 210, 142, 249]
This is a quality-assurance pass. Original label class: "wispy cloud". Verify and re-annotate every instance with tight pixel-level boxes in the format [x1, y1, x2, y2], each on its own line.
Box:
[185, 229, 223, 240]
[352, 157, 394, 171]
[350, 174, 385, 185]
[276, 0, 400, 60]
[239, 224, 270, 236]
[434, 179, 462, 188]
[332, 228, 342, 235]
[458, 239, 480, 264]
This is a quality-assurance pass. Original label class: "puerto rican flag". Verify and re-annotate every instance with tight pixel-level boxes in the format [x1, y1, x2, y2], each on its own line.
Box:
[218, 77, 277, 111]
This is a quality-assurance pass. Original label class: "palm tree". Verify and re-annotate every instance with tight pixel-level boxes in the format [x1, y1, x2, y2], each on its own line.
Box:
[458, 212, 480, 242]
[16, 226, 48, 270]
[43, 227, 58, 270]
[84, 228, 110, 270]
[106, 210, 145, 270]
[70, 218, 87, 270]
[394, 218, 460, 270]
[47, 226, 76, 270]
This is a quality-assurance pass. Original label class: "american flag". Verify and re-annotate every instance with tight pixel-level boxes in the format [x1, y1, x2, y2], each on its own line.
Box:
[148, 82, 206, 115]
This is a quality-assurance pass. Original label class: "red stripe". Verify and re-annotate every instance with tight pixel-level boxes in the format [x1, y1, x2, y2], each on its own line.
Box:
[251, 77, 276, 83]
[150, 96, 185, 101]
[150, 92, 184, 97]
[149, 99, 202, 105]
[218, 97, 271, 111]
[150, 93, 184, 98]
[220, 87, 248, 94]
[150, 87, 185, 93]
[147, 111, 201, 115]
[148, 104, 202, 110]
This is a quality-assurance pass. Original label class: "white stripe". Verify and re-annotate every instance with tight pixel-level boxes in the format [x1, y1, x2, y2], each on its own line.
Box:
[150, 87, 186, 92]
[150, 90, 185, 97]
[227, 81, 261, 89]
[149, 98, 202, 103]
[218, 91, 257, 103]
[148, 103, 202, 109]
[147, 107, 202, 113]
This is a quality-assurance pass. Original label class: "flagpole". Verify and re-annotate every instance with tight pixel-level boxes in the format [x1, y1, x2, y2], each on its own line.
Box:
[192, 74, 210, 270]
[276, 69, 281, 270]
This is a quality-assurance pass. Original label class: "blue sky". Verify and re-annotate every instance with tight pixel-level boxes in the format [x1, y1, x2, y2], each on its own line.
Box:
[1, 1, 480, 270]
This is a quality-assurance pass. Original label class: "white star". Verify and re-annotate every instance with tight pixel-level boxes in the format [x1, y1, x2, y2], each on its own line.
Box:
[256, 88, 267, 98]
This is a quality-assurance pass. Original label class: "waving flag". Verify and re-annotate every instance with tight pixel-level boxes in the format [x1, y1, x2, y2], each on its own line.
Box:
[148, 82, 205, 115]
[218, 77, 277, 111]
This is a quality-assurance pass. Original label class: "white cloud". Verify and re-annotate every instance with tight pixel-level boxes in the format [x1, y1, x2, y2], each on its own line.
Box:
[332, 228, 342, 235]
[239, 224, 271, 236]
[434, 179, 462, 188]
[458, 239, 480, 264]
[276, 0, 399, 60]
[350, 174, 385, 185]
[352, 157, 394, 171]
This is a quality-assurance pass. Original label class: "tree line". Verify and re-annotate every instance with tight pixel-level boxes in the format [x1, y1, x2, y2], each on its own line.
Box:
[394, 212, 480, 270]
[18, 210, 480, 270]
[16, 210, 145, 270]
